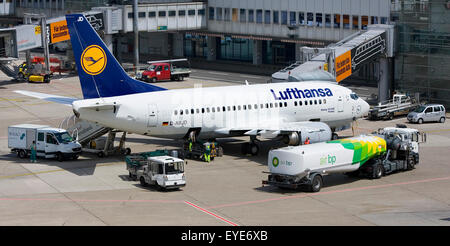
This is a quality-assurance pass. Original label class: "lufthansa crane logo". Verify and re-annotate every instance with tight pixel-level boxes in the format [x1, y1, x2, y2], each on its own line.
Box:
[81, 45, 107, 75]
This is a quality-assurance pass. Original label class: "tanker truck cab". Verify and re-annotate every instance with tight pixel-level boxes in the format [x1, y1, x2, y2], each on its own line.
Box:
[137, 156, 186, 190]
[378, 127, 426, 154]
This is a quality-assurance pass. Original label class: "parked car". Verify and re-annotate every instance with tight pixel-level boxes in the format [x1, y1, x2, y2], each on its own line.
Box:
[407, 104, 446, 124]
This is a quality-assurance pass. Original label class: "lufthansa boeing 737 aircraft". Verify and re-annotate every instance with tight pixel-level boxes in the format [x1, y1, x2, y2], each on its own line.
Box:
[16, 14, 370, 156]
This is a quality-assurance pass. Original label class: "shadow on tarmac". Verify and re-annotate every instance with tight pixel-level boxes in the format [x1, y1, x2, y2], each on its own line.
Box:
[0, 152, 126, 176]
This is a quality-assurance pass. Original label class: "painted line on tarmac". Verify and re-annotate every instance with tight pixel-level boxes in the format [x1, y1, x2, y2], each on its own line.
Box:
[205, 176, 450, 210]
[184, 200, 239, 226]
[0, 197, 183, 204]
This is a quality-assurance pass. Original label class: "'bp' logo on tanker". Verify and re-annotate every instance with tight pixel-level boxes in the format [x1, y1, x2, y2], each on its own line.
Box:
[81, 45, 107, 75]
[272, 157, 279, 167]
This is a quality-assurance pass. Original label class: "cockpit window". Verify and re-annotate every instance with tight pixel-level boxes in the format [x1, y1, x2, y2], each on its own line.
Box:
[350, 93, 359, 100]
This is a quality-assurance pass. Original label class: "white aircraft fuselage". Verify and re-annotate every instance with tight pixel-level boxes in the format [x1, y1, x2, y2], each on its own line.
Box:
[73, 81, 370, 140]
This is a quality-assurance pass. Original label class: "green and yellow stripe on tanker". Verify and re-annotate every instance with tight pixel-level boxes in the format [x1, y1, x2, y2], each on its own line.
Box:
[327, 135, 386, 165]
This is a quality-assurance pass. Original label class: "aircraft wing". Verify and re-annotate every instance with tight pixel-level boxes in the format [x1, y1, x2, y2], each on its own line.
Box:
[215, 121, 332, 138]
[14, 90, 79, 106]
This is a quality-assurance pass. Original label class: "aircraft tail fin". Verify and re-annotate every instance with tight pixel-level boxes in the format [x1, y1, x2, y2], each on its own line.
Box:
[66, 14, 167, 99]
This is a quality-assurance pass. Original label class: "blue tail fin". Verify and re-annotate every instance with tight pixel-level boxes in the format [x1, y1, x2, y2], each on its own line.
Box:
[66, 14, 167, 99]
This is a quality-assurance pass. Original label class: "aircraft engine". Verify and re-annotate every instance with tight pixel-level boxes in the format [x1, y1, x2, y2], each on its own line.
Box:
[283, 132, 301, 146]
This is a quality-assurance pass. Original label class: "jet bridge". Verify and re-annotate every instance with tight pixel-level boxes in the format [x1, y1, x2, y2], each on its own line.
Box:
[272, 24, 395, 102]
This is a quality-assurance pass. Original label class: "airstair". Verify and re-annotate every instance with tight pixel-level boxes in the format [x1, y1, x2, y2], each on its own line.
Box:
[0, 60, 18, 79]
[60, 115, 130, 157]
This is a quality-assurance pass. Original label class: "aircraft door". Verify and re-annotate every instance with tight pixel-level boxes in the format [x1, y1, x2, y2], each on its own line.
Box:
[45, 133, 58, 157]
[147, 104, 158, 127]
[337, 95, 344, 112]
[36, 131, 45, 156]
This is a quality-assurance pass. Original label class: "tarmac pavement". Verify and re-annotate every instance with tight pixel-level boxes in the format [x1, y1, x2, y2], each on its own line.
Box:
[0, 71, 449, 226]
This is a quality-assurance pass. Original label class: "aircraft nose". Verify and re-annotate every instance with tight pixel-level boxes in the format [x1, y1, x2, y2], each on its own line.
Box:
[360, 99, 370, 117]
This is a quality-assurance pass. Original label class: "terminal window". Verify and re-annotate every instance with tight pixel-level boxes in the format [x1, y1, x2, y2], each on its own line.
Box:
[224, 8, 231, 21]
[325, 14, 331, 27]
[248, 9, 254, 23]
[169, 11, 176, 17]
[216, 7, 222, 20]
[299, 12, 305, 25]
[198, 9, 205, 16]
[149, 11, 156, 18]
[352, 15, 359, 29]
[188, 10, 195, 16]
[343, 15, 350, 29]
[316, 13, 323, 27]
[159, 11, 166, 17]
[273, 11, 279, 24]
[240, 9, 246, 23]
[139, 12, 146, 18]
[307, 13, 313, 26]
[289, 11, 296, 25]
[281, 11, 287, 25]
[232, 8, 238, 22]
[179, 10, 186, 16]
[334, 14, 340, 28]
[362, 16, 368, 29]
[209, 7, 214, 20]
[256, 9, 263, 23]
[264, 10, 271, 24]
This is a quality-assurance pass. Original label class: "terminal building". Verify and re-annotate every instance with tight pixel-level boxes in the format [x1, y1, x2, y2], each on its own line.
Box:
[0, 0, 449, 106]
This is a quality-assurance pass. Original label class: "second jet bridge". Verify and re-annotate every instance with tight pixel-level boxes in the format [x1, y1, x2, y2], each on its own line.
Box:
[272, 24, 395, 101]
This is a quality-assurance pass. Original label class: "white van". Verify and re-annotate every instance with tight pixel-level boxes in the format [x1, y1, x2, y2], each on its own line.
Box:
[8, 124, 82, 161]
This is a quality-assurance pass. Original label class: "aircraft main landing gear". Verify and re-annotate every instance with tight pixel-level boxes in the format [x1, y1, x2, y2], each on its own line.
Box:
[241, 136, 260, 156]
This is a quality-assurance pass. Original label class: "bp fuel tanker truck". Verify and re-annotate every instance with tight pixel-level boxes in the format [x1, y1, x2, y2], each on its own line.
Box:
[263, 126, 425, 192]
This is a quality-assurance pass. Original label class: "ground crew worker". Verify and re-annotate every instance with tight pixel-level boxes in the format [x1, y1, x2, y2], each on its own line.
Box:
[188, 139, 193, 152]
[304, 137, 310, 145]
[204, 143, 211, 163]
[30, 141, 37, 163]
[211, 142, 216, 157]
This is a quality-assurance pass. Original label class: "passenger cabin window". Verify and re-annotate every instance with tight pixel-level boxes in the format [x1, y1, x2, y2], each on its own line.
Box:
[185, 109, 189, 115]
[299, 101, 302, 106]
[434, 106, 441, 112]
[174, 110, 178, 115]
[425, 107, 433, 113]
[284, 102, 287, 107]
[191, 109, 194, 114]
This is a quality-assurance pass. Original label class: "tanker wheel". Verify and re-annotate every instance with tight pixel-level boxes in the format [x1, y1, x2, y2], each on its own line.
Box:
[373, 164, 384, 179]
[407, 156, 416, 170]
[309, 174, 323, 193]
